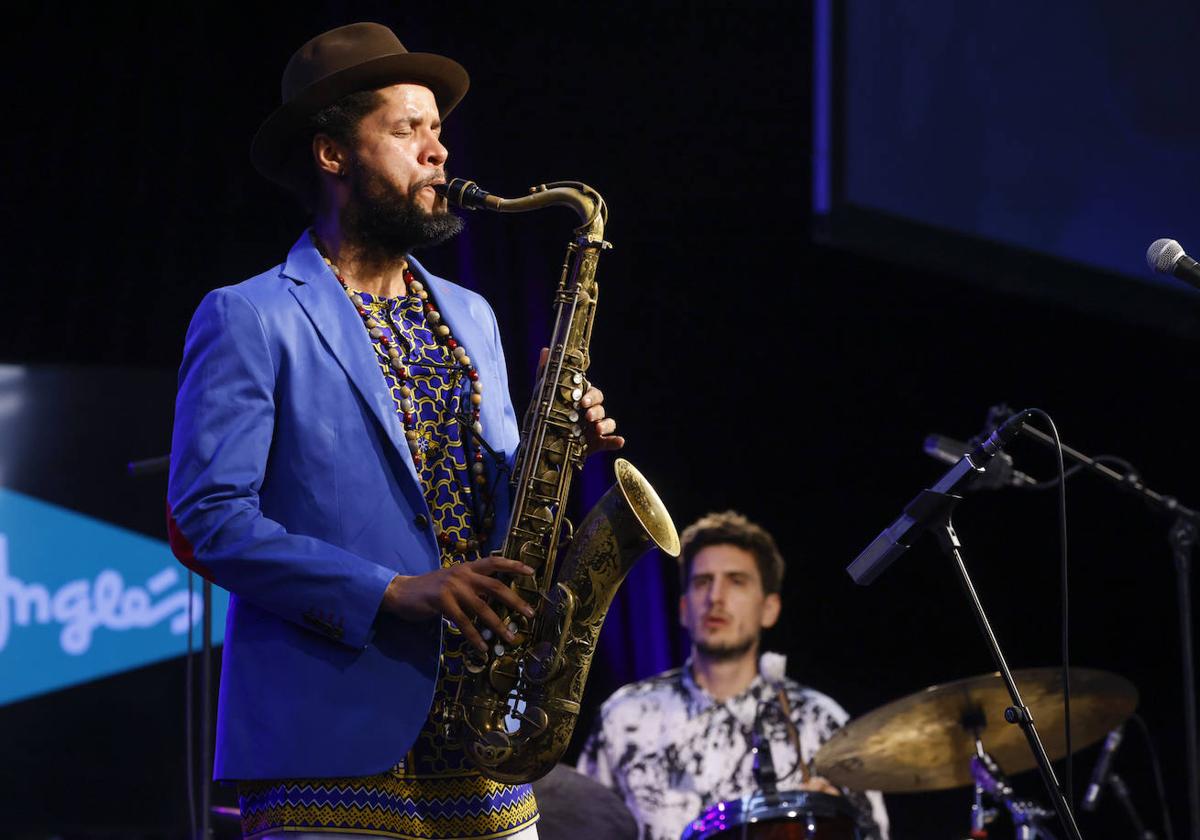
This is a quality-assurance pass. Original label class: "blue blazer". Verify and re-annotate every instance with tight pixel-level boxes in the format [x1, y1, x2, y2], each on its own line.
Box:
[167, 232, 521, 781]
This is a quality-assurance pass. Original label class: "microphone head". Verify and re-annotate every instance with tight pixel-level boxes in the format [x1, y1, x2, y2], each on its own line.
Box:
[1147, 238, 1185, 274]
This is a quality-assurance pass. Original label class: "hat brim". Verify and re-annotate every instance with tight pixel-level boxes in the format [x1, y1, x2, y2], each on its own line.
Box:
[251, 51, 469, 193]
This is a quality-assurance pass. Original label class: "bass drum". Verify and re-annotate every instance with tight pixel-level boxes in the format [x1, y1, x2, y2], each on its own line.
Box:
[681, 790, 861, 840]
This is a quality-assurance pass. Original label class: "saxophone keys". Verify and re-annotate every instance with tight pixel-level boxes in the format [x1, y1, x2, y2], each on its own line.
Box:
[557, 518, 575, 549]
[517, 540, 545, 568]
[464, 646, 489, 674]
[542, 437, 567, 465]
[506, 614, 531, 647]
[517, 704, 550, 738]
[488, 654, 521, 694]
[558, 371, 584, 403]
[528, 506, 554, 530]
[524, 640, 558, 683]
[468, 731, 514, 769]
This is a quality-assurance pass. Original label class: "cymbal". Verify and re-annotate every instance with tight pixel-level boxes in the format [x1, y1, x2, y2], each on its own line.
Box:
[812, 667, 1138, 793]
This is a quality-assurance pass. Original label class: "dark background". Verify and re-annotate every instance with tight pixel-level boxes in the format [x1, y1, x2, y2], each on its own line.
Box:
[2, 2, 1198, 838]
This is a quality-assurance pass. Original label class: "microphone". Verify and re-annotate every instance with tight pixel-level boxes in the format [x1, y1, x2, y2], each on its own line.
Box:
[923, 434, 1037, 490]
[1146, 239, 1200, 289]
[969, 409, 1031, 462]
[1081, 725, 1124, 812]
[750, 702, 779, 796]
[848, 409, 1035, 585]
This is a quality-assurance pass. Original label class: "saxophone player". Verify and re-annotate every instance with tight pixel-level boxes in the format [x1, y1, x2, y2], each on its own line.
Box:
[166, 23, 621, 840]
[578, 511, 890, 840]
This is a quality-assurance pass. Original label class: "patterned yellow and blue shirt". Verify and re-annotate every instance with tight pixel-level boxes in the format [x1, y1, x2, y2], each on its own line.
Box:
[239, 283, 538, 839]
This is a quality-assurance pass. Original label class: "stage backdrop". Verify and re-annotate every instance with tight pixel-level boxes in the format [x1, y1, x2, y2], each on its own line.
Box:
[0, 364, 228, 830]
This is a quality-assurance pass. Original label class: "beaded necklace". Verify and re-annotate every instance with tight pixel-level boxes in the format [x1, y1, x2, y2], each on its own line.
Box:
[311, 233, 495, 555]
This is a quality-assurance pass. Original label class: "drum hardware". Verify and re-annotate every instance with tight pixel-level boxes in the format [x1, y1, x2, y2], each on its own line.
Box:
[813, 667, 1140, 840]
[970, 740, 1059, 840]
[681, 790, 862, 840]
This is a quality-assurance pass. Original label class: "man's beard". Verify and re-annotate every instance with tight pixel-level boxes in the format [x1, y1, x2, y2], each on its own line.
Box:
[340, 162, 464, 262]
[695, 633, 759, 663]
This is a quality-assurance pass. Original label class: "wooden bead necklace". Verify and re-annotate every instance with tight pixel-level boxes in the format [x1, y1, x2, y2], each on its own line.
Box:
[311, 234, 494, 553]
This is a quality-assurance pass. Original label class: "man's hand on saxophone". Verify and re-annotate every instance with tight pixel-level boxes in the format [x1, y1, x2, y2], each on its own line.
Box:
[535, 346, 625, 456]
[380, 558, 537, 653]
[579, 385, 624, 454]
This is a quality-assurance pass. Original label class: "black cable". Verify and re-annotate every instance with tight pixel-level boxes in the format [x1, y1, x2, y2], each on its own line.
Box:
[186, 571, 198, 840]
[1131, 713, 1176, 840]
[1026, 409, 1072, 809]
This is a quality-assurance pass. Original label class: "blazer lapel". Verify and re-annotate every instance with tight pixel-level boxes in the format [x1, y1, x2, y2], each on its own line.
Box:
[282, 233, 422, 488]
[412, 260, 492, 388]
[411, 257, 516, 487]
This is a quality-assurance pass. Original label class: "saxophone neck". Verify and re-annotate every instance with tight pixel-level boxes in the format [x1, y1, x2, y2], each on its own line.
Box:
[437, 179, 606, 239]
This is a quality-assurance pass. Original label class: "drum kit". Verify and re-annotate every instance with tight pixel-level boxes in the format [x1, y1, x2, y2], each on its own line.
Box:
[682, 667, 1139, 840]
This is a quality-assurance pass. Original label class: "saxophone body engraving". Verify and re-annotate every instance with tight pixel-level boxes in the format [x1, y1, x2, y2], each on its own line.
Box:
[436, 179, 681, 783]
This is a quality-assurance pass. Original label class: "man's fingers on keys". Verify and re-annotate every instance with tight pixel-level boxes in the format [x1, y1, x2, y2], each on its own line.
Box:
[442, 600, 486, 652]
[474, 555, 535, 577]
[465, 593, 514, 644]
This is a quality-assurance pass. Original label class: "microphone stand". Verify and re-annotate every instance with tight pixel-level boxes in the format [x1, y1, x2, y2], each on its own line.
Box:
[751, 697, 779, 797]
[1012, 423, 1199, 840]
[849, 410, 1084, 840]
[890, 487, 1084, 840]
[1109, 774, 1158, 840]
[128, 453, 214, 840]
[201, 575, 212, 840]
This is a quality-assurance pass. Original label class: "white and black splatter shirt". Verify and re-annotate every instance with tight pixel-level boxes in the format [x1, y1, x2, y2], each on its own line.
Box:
[577, 654, 889, 840]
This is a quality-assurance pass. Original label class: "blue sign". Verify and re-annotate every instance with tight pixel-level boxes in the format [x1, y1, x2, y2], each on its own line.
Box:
[0, 487, 228, 706]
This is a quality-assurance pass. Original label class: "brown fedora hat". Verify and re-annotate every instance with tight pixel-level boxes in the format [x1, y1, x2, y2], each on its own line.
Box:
[251, 22, 469, 191]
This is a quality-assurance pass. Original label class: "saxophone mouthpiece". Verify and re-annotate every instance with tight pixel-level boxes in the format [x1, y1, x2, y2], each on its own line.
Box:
[437, 178, 497, 210]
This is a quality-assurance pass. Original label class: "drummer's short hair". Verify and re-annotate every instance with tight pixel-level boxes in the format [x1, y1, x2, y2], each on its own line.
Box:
[678, 510, 785, 595]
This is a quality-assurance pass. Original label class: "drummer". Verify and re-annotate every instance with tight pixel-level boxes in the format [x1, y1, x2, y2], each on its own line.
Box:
[577, 510, 889, 840]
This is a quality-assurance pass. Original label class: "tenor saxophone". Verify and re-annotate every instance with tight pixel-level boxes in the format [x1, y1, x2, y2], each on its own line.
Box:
[435, 178, 680, 784]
